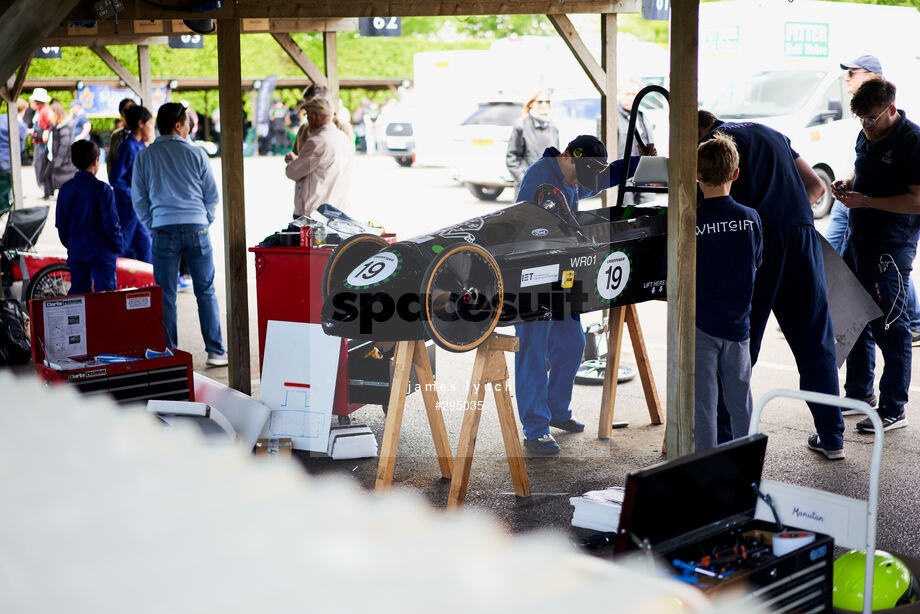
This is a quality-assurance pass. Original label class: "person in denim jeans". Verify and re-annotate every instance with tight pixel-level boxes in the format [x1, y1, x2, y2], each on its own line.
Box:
[834, 78, 920, 434]
[131, 102, 227, 367]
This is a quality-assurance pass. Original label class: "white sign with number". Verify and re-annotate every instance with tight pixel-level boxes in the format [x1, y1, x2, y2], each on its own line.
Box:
[596, 251, 630, 300]
[346, 252, 399, 287]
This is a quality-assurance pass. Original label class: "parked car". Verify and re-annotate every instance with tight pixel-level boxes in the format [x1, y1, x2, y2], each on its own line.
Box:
[450, 101, 524, 201]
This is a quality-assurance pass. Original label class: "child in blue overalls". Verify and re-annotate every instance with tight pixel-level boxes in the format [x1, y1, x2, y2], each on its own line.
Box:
[694, 134, 763, 451]
[56, 140, 123, 294]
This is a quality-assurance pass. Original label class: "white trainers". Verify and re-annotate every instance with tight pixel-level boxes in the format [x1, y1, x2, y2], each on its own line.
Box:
[206, 352, 228, 367]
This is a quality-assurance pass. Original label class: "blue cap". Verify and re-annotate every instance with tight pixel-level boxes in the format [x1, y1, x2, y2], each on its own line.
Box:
[841, 54, 883, 76]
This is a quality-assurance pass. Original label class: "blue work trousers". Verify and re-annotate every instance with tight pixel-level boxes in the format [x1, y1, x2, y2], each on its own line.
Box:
[67, 253, 117, 295]
[720, 225, 844, 448]
[845, 243, 915, 418]
[514, 315, 585, 440]
[120, 214, 153, 263]
[152, 224, 224, 354]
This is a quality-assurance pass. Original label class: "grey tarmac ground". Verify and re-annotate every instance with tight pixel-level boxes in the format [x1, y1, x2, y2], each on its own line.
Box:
[9, 152, 920, 558]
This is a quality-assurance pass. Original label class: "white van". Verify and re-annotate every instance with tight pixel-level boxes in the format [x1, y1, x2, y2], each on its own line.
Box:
[706, 65, 854, 218]
[699, 0, 920, 217]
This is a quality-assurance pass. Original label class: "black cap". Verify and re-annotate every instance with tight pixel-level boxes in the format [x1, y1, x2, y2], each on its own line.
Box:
[565, 135, 608, 190]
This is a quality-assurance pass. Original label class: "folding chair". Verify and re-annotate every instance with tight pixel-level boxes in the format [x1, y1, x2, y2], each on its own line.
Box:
[750, 389, 883, 614]
[0, 205, 50, 251]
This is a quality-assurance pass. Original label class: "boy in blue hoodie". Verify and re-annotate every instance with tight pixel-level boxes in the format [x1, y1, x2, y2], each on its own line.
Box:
[56, 140, 123, 294]
[695, 134, 763, 451]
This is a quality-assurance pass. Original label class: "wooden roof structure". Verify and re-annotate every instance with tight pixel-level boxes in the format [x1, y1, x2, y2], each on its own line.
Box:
[0, 0, 700, 457]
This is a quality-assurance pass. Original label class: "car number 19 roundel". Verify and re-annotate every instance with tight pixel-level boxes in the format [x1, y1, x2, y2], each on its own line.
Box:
[345, 252, 401, 288]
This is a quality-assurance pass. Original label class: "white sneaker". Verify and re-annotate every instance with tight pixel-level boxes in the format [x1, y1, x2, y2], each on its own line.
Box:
[206, 352, 228, 367]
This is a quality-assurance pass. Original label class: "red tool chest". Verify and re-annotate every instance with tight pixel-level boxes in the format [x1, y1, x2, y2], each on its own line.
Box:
[29, 286, 194, 404]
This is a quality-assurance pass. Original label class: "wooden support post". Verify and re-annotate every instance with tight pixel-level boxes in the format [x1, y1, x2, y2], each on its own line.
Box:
[448, 333, 529, 508]
[375, 339, 452, 492]
[598, 306, 625, 439]
[137, 44, 152, 108]
[216, 18, 252, 395]
[598, 304, 663, 437]
[91, 46, 143, 99]
[666, 0, 700, 458]
[271, 33, 327, 87]
[2, 57, 29, 211]
[323, 31, 339, 105]
[600, 12, 617, 209]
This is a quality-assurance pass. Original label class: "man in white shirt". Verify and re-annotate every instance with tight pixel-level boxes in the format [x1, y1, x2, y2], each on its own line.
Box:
[284, 97, 354, 217]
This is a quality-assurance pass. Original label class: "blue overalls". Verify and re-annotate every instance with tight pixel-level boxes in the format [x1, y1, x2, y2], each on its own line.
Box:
[702, 121, 845, 449]
[109, 133, 152, 263]
[55, 171, 123, 294]
[846, 111, 920, 420]
[513, 148, 638, 440]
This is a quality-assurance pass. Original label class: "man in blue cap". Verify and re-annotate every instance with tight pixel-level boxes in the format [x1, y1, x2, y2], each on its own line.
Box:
[513, 134, 649, 455]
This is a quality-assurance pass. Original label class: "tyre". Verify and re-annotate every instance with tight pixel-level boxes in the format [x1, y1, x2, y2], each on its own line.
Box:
[812, 166, 834, 219]
[26, 263, 71, 301]
[395, 156, 413, 167]
[466, 183, 504, 201]
[321, 233, 390, 301]
[420, 243, 503, 352]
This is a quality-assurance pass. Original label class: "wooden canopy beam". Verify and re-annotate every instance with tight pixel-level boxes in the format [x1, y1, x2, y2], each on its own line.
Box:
[547, 14, 606, 96]
[18, 0, 640, 21]
[217, 18, 251, 395]
[324, 32, 339, 104]
[271, 33, 327, 88]
[0, 0, 80, 84]
[665, 0, 700, 458]
[20, 76, 408, 93]
[91, 46, 143, 99]
[138, 44, 153, 108]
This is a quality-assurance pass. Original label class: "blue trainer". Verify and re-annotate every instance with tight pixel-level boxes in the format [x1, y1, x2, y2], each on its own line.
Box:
[523, 433, 560, 455]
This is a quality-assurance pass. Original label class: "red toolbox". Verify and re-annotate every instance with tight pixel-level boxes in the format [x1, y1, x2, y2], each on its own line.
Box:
[250, 244, 353, 415]
[29, 286, 194, 404]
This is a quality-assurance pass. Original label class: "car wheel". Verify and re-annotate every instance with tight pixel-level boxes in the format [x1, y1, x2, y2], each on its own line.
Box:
[321, 233, 390, 301]
[26, 262, 71, 302]
[395, 156, 413, 167]
[812, 166, 834, 219]
[466, 183, 504, 201]
[420, 243, 503, 352]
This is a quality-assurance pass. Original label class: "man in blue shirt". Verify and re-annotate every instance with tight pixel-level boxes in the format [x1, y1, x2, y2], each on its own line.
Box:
[833, 78, 920, 434]
[70, 101, 91, 142]
[0, 105, 27, 215]
[699, 111, 846, 459]
[514, 135, 642, 455]
[132, 102, 227, 367]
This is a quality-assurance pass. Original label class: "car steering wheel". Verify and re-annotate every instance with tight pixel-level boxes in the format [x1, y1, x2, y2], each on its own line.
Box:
[533, 183, 580, 228]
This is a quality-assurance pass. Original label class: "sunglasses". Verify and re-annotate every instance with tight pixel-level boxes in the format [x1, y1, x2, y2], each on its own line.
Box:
[857, 106, 889, 127]
[535, 99, 551, 104]
[846, 69, 867, 78]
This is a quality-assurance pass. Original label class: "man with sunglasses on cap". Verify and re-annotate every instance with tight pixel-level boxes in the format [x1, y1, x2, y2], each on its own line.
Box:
[131, 102, 227, 367]
[513, 134, 644, 455]
[833, 78, 920, 436]
[698, 110, 846, 459]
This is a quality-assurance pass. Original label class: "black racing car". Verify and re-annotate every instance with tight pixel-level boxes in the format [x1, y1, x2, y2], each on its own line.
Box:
[320, 184, 668, 352]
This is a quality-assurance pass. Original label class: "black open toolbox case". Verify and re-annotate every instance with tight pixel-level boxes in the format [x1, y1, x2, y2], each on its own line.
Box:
[615, 434, 834, 612]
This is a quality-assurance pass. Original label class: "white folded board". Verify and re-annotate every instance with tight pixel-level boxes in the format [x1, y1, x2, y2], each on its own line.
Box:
[259, 321, 340, 452]
[327, 424, 378, 460]
[193, 373, 271, 451]
[754, 478, 868, 550]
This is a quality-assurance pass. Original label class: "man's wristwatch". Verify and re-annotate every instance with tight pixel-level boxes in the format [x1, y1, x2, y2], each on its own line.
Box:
[861, 194, 869, 208]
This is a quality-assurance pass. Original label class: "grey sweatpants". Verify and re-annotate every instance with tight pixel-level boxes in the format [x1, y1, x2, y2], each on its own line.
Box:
[695, 327, 753, 452]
